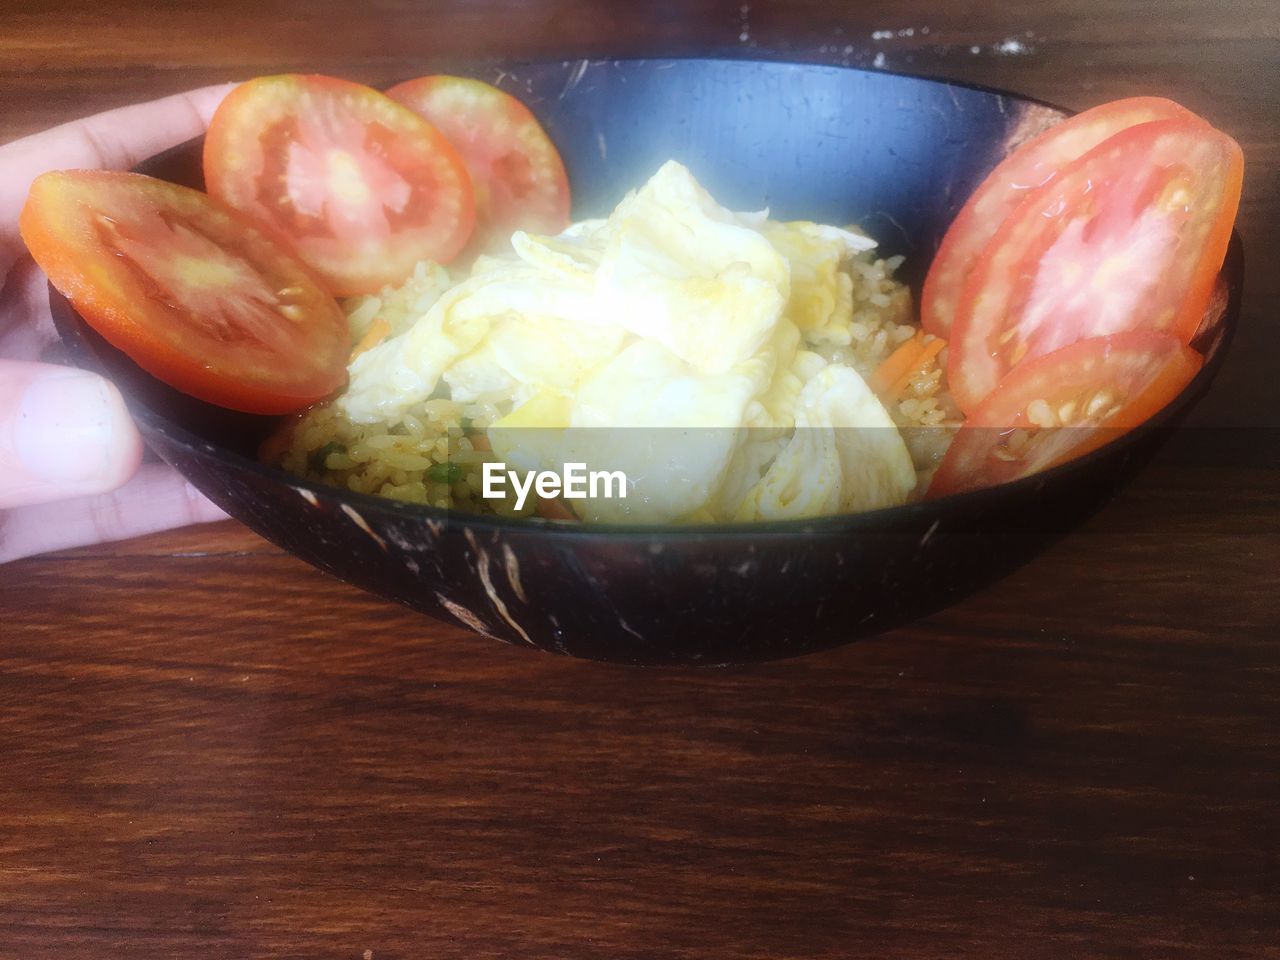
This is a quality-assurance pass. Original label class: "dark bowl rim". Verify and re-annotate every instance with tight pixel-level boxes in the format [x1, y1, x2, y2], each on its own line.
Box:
[53, 55, 1245, 541]
[382, 52, 1081, 118]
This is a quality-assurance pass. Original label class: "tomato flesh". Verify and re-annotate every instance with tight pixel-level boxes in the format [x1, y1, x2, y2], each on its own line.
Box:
[284, 131, 412, 237]
[204, 74, 475, 295]
[922, 97, 1198, 336]
[928, 331, 1202, 497]
[387, 75, 571, 255]
[20, 170, 349, 414]
[948, 119, 1241, 413]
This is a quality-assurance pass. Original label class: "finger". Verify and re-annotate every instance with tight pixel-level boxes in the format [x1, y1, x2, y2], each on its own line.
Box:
[0, 359, 142, 509]
[0, 256, 57, 360]
[0, 83, 237, 256]
[0, 462, 228, 563]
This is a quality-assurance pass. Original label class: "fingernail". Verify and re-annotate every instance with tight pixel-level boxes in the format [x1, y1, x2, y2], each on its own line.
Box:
[15, 370, 122, 485]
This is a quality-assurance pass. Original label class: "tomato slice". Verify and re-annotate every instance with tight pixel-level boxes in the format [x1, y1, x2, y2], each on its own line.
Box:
[20, 170, 349, 414]
[386, 75, 570, 256]
[928, 331, 1202, 497]
[203, 74, 475, 295]
[922, 97, 1199, 336]
[948, 119, 1241, 414]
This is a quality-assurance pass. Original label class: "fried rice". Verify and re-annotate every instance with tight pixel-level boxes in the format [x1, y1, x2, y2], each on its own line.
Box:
[263, 245, 962, 520]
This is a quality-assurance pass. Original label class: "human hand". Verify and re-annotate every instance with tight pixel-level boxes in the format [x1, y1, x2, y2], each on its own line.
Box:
[0, 85, 237, 562]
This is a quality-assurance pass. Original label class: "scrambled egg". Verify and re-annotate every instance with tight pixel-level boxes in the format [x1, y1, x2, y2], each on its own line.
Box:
[340, 161, 916, 522]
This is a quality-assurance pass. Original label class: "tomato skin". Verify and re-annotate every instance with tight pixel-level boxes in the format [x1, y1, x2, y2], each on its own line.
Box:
[204, 74, 476, 295]
[928, 331, 1202, 498]
[386, 75, 570, 255]
[922, 97, 1200, 337]
[20, 170, 349, 415]
[948, 118, 1242, 414]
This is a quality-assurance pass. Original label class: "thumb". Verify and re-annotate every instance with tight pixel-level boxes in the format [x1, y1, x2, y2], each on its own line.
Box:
[0, 358, 142, 509]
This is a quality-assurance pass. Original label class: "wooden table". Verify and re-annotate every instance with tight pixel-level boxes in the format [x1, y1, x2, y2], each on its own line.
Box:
[3, 2, 1278, 955]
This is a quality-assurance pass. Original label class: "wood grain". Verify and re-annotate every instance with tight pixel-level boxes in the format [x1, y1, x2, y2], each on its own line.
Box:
[2, 1, 1278, 956]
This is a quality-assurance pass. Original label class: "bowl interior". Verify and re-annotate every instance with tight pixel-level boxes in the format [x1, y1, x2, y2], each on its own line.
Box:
[65, 58, 1069, 469]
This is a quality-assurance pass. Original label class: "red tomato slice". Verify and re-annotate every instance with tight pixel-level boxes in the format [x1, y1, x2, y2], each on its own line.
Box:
[386, 75, 571, 256]
[948, 118, 1241, 414]
[20, 170, 349, 414]
[928, 331, 1202, 497]
[203, 74, 475, 295]
[922, 97, 1199, 336]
